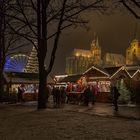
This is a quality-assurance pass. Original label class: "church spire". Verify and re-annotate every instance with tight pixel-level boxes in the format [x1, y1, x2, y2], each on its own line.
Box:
[96, 36, 100, 48]
[94, 32, 96, 39]
[91, 32, 96, 47]
[91, 34, 100, 50]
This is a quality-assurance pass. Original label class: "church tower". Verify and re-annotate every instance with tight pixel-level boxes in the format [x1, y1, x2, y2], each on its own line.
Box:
[126, 39, 140, 65]
[90, 36, 101, 64]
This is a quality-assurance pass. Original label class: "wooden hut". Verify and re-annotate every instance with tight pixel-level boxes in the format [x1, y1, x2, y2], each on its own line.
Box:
[3, 72, 39, 101]
[83, 66, 110, 102]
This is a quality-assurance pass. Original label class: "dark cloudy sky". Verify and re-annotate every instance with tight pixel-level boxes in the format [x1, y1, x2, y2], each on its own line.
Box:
[50, 11, 140, 75]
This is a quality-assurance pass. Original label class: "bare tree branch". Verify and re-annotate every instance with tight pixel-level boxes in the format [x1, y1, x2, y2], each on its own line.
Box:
[16, 0, 37, 36]
[7, 22, 36, 48]
[132, 0, 140, 8]
[46, 0, 67, 74]
[120, 0, 140, 19]
[30, 0, 37, 12]
[47, 23, 72, 40]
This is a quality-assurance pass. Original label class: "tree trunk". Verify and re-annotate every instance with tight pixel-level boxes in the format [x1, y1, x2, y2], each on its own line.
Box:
[37, 41, 48, 109]
[0, 1, 5, 99]
[0, 29, 3, 98]
[0, 70, 4, 101]
[37, 0, 48, 109]
[38, 64, 48, 109]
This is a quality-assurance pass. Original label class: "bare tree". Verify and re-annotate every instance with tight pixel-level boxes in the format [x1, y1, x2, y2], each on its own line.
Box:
[7, 0, 106, 109]
[0, 0, 29, 99]
[0, 0, 6, 96]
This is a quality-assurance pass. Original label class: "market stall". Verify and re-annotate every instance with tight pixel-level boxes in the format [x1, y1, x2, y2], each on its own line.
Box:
[83, 66, 111, 102]
[4, 72, 39, 101]
[58, 74, 85, 104]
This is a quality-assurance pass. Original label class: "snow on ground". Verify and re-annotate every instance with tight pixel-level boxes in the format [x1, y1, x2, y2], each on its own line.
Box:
[0, 104, 140, 140]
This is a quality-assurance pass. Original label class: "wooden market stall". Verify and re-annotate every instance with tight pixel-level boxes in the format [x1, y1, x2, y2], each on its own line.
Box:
[59, 74, 84, 104]
[56, 65, 140, 104]
[105, 65, 140, 104]
[4, 72, 39, 101]
[126, 68, 140, 104]
[83, 66, 111, 102]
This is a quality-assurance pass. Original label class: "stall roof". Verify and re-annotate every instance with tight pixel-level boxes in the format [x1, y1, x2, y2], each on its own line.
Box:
[60, 74, 82, 83]
[83, 66, 109, 77]
[57, 65, 140, 83]
[126, 69, 137, 77]
[129, 69, 140, 78]
[4, 72, 39, 84]
[104, 66, 122, 76]
[126, 65, 140, 70]
[125, 66, 140, 77]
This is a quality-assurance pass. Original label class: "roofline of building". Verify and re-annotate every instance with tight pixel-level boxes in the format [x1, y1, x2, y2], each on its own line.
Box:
[83, 66, 110, 77]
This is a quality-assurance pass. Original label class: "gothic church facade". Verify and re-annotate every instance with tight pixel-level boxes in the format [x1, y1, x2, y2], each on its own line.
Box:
[66, 37, 140, 75]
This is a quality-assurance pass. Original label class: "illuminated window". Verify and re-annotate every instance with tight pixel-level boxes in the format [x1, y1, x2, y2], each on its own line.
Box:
[75, 53, 79, 57]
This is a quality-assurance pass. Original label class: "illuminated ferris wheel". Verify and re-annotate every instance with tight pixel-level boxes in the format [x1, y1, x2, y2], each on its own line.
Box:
[4, 54, 28, 72]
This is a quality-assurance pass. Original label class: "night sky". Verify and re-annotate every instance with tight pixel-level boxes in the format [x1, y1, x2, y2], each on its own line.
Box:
[51, 12, 140, 75]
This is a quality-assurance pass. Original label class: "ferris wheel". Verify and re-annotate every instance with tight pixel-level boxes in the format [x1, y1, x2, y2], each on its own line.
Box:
[4, 54, 28, 72]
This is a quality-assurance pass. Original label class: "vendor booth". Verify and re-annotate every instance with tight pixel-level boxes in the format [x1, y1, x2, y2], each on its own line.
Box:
[58, 74, 84, 104]
[83, 66, 111, 102]
[55, 65, 140, 104]
[4, 72, 39, 101]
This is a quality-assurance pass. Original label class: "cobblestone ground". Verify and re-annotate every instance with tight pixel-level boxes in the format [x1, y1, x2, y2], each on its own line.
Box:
[0, 104, 140, 140]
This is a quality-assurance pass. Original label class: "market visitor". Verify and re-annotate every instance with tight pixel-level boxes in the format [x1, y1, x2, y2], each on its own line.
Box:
[60, 86, 66, 105]
[112, 86, 120, 111]
[91, 85, 95, 104]
[84, 85, 94, 107]
[52, 86, 57, 107]
[17, 84, 25, 102]
[52, 87, 61, 108]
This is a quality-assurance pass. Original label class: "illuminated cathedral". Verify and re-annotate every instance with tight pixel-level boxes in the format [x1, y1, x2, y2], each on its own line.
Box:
[66, 37, 102, 74]
[126, 39, 140, 65]
[66, 37, 140, 75]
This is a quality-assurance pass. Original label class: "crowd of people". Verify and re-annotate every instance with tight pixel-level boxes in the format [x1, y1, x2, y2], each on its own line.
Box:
[50, 83, 121, 111]
[51, 86, 67, 108]
[49, 84, 99, 108]
[16, 83, 120, 111]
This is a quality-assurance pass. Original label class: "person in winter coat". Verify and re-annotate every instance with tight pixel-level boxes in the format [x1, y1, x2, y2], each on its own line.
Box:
[112, 86, 120, 111]
[84, 85, 94, 107]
